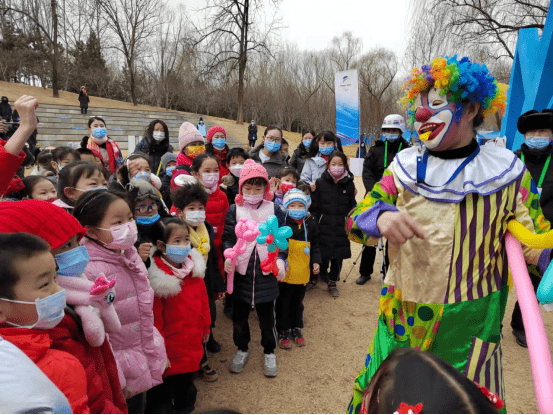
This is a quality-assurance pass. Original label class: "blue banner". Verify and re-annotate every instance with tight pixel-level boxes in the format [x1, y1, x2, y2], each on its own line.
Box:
[335, 70, 360, 146]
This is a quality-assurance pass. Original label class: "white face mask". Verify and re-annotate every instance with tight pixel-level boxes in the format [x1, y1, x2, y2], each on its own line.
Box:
[185, 210, 206, 226]
[229, 164, 243, 177]
[1, 290, 66, 330]
[152, 131, 165, 142]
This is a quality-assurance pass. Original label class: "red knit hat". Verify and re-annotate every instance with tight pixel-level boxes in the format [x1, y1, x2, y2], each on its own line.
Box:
[235, 160, 273, 205]
[206, 126, 227, 143]
[0, 200, 86, 249]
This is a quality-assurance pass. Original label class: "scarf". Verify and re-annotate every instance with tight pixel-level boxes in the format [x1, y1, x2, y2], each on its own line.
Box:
[176, 151, 194, 168]
[159, 255, 195, 280]
[87, 137, 123, 174]
[189, 222, 210, 261]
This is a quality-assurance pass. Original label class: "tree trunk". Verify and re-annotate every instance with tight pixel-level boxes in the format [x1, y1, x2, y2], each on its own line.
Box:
[236, 0, 249, 125]
[51, 0, 59, 97]
[129, 62, 137, 106]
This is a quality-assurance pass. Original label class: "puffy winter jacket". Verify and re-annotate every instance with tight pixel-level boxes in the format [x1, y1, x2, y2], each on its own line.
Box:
[0, 336, 72, 414]
[149, 251, 210, 376]
[199, 221, 225, 328]
[283, 214, 322, 285]
[78, 91, 90, 107]
[222, 202, 288, 305]
[135, 137, 174, 176]
[0, 325, 90, 413]
[300, 155, 328, 185]
[249, 144, 285, 178]
[82, 238, 167, 399]
[48, 312, 128, 414]
[515, 144, 553, 223]
[206, 187, 229, 274]
[0, 139, 26, 198]
[362, 138, 410, 194]
[206, 144, 230, 183]
[161, 173, 173, 209]
[311, 170, 356, 259]
[289, 143, 309, 175]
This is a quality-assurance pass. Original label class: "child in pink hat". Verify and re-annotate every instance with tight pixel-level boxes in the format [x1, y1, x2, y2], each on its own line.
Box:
[176, 122, 205, 169]
[221, 159, 288, 378]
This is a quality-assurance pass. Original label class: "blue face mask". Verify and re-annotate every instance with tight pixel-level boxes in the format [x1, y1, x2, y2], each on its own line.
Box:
[55, 246, 90, 278]
[133, 171, 151, 182]
[288, 208, 306, 220]
[92, 128, 107, 139]
[265, 141, 281, 153]
[303, 139, 312, 148]
[212, 138, 226, 150]
[319, 145, 334, 155]
[165, 243, 192, 263]
[166, 166, 176, 177]
[136, 213, 160, 225]
[384, 134, 400, 141]
[526, 137, 551, 149]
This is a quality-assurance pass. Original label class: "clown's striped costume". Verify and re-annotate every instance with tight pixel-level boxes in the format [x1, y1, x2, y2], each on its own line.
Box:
[346, 143, 550, 413]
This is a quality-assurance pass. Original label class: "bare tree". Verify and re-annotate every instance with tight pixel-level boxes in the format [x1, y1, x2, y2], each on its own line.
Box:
[330, 31, 362, 71]
[96, 0, 165, 105]
[198, 0, 282, 124]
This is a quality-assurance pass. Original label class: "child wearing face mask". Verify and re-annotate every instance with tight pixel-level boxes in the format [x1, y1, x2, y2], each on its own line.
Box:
[171, 181, 225, 370]
[113, 153, 162, 191]
[221, 147, 249, 205]
[51, 147, 81, 175]
[54, 161, 109, 210]
[222, 160, 288, 377]
[206, 126, 230, 182]
[310, 151, 356, 298]
[0, 200, 128, 413]
[176, 122, 206, 171]
[273, 167, 300, 206]
[0, 232, 90, 414]
[74, 190, 168, 413]
[301, 130, 341, 192]
[191, 154, 229, 281]
[82, 116, 123, 174]
[145, 217, 210, 414]
[275, 189, 321, 349]
[160, 152, 177, 209]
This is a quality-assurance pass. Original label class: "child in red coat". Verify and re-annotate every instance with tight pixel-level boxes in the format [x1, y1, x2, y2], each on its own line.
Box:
[146, 216, 210, 414]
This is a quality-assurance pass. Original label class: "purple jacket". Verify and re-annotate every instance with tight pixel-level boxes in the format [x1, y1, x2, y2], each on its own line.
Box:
[82, 238, 167, 399]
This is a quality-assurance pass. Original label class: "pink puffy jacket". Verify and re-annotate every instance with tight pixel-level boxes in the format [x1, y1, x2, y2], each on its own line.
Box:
[82, 238, 167, 399]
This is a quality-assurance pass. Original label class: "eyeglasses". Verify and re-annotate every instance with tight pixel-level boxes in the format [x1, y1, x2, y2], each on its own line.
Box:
[265, 136, 282, 143]
[135, 202, 160, 214]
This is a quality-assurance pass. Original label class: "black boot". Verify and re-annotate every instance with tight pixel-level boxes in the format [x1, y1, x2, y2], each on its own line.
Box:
[206, 333, 221, 353]
[356, 275, 371, 285]
[513, 329, 527, 348]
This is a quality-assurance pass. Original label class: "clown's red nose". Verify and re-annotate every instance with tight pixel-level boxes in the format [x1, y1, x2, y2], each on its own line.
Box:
[415, 108, 432, 123]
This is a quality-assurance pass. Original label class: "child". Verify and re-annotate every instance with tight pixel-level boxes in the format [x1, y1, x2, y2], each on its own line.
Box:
[301, 130, 340, 192]
[205, 126, 230, 181]
[172, 182, 225, 371]
[73, 189, 167, 412]
[77, 147, 103, 166]
[280, 137, 290, 165]
[160, 152, 177, 208]
[0, 200, 127, 413]
[114, 153, 161, 190]
[220, 147, 249, 205]
[222, 159, 287, 377]
[191, 154, 230, 287]
[30, 150, 55, 176]
[359, 348, 501, 414]
[54, 161, 109, 210]
[176, 122, 206, 170]
[273, 166, 300, 206]
[51, 147, 81, 174]
[0, 233, 90, 414]
[310, 151, 356, 298]
[146, 217, 210, 413]
[13, 175, 57, 201]
[276, 189, 321, 348]
[249, 125, 285, 178]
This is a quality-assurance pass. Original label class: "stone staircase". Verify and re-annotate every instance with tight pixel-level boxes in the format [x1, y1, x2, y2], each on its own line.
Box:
[11, 103, 242, 152]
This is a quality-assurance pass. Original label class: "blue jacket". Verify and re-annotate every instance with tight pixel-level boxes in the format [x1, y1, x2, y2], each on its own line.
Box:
[300, 155, 327, 185]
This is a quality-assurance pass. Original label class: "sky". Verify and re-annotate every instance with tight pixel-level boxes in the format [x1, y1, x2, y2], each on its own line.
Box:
[172, 0, 411, 58]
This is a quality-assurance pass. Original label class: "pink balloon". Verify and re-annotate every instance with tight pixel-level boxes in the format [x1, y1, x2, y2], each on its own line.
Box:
[505, 233, 553, 414]
[224, 218, 261, 294]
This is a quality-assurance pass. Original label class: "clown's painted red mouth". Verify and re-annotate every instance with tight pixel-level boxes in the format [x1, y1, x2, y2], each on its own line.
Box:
[418, 122, 445, 141]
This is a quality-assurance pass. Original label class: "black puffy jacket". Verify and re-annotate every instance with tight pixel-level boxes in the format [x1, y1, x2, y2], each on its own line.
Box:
[362, 138, 410, 194]
[289, 143, 309, 175]
[220, 173, 239, 205]
[311, 170, 356, 260]
[222, 203, 288, 305]
[516, 144, 553, 222]
[135, 137, 174, 175]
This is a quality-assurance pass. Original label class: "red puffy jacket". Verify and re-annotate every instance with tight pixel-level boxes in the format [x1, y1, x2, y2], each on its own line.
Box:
[149, 254, 211, 376]
[206, 187, 229, 275]
[48, 313, 128, 414]
[0, 325, 90, 414]
[0, 139, 25, 198]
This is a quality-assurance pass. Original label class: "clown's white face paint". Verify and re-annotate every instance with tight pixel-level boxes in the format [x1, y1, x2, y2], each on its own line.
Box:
[414, 88, 462, 151]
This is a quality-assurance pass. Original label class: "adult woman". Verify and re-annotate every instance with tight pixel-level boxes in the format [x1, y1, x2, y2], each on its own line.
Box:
[136, 119, 173, 175]
[290, 129, 315, 175]
[80, 116, 123, 174]
[78, 87, 89, 115]
[300, 130, 339, 192]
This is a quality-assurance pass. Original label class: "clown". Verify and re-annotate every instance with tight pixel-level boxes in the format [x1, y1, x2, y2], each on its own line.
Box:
[346, 56, 551, 413]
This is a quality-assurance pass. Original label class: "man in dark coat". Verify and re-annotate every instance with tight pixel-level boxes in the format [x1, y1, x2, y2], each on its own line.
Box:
[511, 108, 553, 347]
[248, 120, 258, 149]
[357, 114, 410, 285]
[78, 87, 90, 114]
[0, 96, 12, 122]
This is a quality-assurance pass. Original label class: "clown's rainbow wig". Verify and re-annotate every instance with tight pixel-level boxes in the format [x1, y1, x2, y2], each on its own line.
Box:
[399, 56, 508, 124]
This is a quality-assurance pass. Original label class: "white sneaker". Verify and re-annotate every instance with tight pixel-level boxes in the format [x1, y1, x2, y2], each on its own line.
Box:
[263, 353, 277, 377]
[229, 350, 249, 373]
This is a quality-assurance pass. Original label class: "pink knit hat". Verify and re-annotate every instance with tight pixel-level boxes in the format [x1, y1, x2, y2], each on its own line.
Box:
[178, 122, 204, 150]
[235, 160, 273, 205]
[206, 126, 227, 143]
